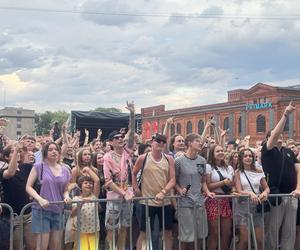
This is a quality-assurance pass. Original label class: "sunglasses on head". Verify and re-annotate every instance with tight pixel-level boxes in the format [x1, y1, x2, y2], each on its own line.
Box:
[154, 138, 167, 144]
[113, 135, 124, 140]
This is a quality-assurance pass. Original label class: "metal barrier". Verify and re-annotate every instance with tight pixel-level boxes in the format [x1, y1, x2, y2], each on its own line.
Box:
[0, 203, 14, 250]
[0, 193, 297, 250]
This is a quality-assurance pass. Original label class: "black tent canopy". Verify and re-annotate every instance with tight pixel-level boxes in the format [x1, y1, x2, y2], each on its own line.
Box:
[70, 111, 141, 142]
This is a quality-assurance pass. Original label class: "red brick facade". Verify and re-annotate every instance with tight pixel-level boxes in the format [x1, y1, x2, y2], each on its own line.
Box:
[141, 83, 300, 145]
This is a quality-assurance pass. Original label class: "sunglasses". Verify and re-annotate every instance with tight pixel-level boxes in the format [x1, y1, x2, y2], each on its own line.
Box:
[113, 135, 124, 140]
[154, 138, 167, 144]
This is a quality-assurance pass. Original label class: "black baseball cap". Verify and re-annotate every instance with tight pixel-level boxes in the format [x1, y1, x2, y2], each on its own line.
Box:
[151, 133, 167, 143]
[108, 131, 123, 141]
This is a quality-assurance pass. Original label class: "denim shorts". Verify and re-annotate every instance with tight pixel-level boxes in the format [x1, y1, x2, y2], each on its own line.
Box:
[105, 200, 132, 230]
[32, 209, 64, 233]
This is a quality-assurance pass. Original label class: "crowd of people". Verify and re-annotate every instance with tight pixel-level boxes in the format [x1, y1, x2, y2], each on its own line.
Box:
[0, 100, 300, 250]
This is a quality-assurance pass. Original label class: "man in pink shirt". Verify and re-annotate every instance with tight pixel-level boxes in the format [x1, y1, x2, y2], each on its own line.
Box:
[104, 101, 135, 250]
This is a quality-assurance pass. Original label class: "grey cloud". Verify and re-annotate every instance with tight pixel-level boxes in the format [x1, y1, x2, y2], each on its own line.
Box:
[0, 46, 45, 74]
[80, 0, 143, 27]
[200, 5, 224, 16]
[0, 33, 11, 46]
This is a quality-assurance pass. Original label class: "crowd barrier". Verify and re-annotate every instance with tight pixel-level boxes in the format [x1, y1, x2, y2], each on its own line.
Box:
[0, 194, 297, 250]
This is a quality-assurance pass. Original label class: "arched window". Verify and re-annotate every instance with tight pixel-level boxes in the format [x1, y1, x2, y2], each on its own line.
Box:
[176, 123, 181, 134]
[238, 116, 242, 134]
[223, 117, 229, 130]
[186, 121, 193, 134]
[284, 115, 289, 132]
[198, 120, 204, 135]
[256, 114, 266, 133]
[170, 124, 175, 136]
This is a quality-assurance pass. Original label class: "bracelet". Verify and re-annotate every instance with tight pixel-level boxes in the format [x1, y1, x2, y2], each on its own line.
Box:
[161, 189, 167, 195]
[283, 112, 288, 118]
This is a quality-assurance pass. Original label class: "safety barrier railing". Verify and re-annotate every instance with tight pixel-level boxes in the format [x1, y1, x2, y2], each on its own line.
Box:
[0, 203, 14, 250]
[0, 193, 297, 250]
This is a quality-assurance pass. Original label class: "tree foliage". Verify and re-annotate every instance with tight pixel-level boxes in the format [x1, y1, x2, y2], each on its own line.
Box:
[35, 110, 69, 136]
[93, 107, 122, 113]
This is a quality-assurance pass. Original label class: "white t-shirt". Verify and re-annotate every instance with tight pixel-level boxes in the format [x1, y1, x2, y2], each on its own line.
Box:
[206, 164, 234, 193]
[239, 170, 265, 194]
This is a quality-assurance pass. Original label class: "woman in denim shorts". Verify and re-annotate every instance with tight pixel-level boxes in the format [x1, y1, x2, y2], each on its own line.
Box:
[26, 142, 71, 250]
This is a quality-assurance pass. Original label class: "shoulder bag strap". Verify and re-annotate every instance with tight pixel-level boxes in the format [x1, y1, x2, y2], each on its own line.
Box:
[138, 152, 149, 188]
[243, 170, 256, 194]
[40, 163, 43, 181]
[213, 166, 225, 181]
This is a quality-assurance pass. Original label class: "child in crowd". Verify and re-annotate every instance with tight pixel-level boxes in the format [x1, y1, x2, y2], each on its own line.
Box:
[71, 167, 100, 250]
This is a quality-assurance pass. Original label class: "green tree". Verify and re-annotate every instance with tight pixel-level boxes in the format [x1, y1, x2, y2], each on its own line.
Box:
[35, 110, 69, 136]
[93, 107, 122, 113]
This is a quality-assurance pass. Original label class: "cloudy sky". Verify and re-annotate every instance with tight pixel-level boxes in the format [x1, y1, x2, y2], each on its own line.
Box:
[0, 0, 300, 113]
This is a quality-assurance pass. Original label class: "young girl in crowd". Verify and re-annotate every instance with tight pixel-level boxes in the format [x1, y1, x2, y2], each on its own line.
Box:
[71, 148, 98, 183]
[91, 151, 106, 250]
[234, 148, 269, 250]
[26, 142, 71, 250]
[205, 144, 234, 250]
[71, 167, 100, 250]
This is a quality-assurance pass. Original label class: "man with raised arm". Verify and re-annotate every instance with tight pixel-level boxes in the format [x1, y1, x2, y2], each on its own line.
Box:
[261, 101, 300, 250]
[103, 101, 135, 250]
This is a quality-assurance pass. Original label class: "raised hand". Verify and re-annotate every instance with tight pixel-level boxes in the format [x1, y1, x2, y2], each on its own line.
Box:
[284, 100, 296, 115]
[125, 101, 135, 113]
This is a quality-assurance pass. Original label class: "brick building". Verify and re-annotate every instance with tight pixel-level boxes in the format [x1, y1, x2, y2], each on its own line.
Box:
[141, 83, 300, 145]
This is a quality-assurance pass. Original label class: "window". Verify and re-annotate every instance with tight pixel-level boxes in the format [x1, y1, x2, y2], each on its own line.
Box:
[17, 110, 22, 115]
[176, 123, 181, 134]
[16, 131, 21, 136]
[284, 115, 289, 132]
[256, 114, 266, 133]
[17, 117, 22, 122]
[161, 124, 165, 134]
[238, 116, 242, 134]
[170, 124, 175, 136]
[198, 120, 204, 135]
[254, 99, 257, 104]
[17, 123, 22, 129]
[223, 117, 229, 130]
[186, 121, 193, 134]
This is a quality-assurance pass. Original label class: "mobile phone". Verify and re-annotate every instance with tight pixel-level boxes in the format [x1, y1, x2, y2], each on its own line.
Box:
[185, 184, 191, 192]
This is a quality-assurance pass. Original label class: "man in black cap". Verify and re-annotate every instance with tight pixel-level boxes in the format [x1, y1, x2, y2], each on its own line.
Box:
[103, 101, 135, 250]
[133, 133, 175, 250]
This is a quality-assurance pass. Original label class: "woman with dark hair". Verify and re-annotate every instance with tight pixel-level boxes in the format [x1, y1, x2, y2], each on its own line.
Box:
[91, 139, 103, 154]
[1, 142, 37, 250]
[91, 151, 106, 250]
[26, 142, 71, 250]
[234, 148, 269, 250]
[227, 151, 239, 170]
[205, 144, 234, 250]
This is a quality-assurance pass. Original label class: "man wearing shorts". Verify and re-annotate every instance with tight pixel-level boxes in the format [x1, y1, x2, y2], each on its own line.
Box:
[133, 133, 175, 250]
[175, 133, 214, 250]
[103, 101, 135, 250]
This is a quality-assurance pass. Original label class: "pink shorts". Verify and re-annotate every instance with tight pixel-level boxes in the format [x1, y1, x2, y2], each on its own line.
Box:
[205, 197, 232, 221]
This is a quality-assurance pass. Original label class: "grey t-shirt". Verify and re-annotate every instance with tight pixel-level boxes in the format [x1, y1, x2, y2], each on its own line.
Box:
[175, 154, 206, 207]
